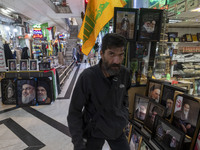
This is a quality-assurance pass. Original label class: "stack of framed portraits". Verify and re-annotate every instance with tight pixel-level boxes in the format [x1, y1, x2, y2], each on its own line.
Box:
[161, 84, 188, 120]
[172, 94, 200, 140]
[152, 116, 185, 150]
[39, 62, 51, 71]
[7, 59, 38, 71]
[1, 77, 53, 106]
[130, 78, 200, 149]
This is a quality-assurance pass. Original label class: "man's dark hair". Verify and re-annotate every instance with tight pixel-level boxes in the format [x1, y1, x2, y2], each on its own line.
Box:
[101, 33, 127, 53]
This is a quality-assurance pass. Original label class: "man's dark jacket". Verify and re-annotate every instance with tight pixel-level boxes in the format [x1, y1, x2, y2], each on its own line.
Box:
[67, 61, 131, 150]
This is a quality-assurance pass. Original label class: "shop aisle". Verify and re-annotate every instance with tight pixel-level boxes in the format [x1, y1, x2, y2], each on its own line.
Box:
[0, 63, 110, 150]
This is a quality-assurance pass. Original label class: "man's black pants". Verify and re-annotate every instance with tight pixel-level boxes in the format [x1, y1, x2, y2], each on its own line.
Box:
[85, 133, 130, 150]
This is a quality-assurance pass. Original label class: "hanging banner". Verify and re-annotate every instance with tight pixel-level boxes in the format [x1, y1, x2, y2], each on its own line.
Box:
[69, 25, 78, 39]
[176, 1, 186, 14]
[78, 0, 126, 55]
[187, 0, 199, 11]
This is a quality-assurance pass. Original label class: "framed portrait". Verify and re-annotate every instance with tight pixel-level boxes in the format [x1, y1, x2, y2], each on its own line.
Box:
[174, 83, 191, 91]
[168, 32, 178, 38]
[114, 7, 138, 40]
[1, 78, 16, 104]
[175, 37, 180, 42]
[29, 59, 38, 71]
[192, 129, 200, 150]
[172, 94, 200, 139]
[20, 59, 28, 71]
[128, 125, 143, 150]
[144, 100, 165, 133]
[169, 37, 174, 42]
[16, 79, 37, 106]
[185, 34, 193, 42]
[39, 62, 51, 71]
[37, 77, 53, 105]
[152, 116, 185, 150]
[0, 72, 5, 81]
[161, 84, 188, 121]
[146, 79, 166, 103]
[138, 8, 163, 41]
[192, 34, 198, 41]
[8, 59, 17, 71]
[133, 94, 150, 124]
[197, 33, 200, 41]
[194, 78, 200, 96]
[139, 137, 154, 150]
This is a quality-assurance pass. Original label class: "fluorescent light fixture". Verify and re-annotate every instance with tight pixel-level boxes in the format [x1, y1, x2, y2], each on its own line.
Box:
[7, 7, 14, 12]
[169, 19, 183, 23]
[191, 7, 200, 12]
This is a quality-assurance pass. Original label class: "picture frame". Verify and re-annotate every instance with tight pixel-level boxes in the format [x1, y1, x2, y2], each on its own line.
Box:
[169, 37, 175, 42]
[139, 137, 154, 150]
[20, 59, 28, 71]
[197, 33, 200, 41]
[172, 93, 200, 139]
[138, 8, 163, 41]
[16, 79, 37, 106]
[8, 59, 17, 71]
[113, 7, 138, 41]
[1, 78, 16, 104]
[192, 128, 200, 150]
[173, 83, 191, 91]
[128, 124, 143, 150]
[144, 100, 165, 133]
[133, 94, 150, 124]
[192, 34, 198, 41]
[152, 115, 185, 150]
[168, 32, 178, 38]
[146, 79, 167, 103]
[185, 34, 193, 42]
[175, 37, 180, 42]
[37, 77, 53, 105]
[39, 62, 51, 71]
[161, 84, 188, 121]
[29, 59, 38, 71]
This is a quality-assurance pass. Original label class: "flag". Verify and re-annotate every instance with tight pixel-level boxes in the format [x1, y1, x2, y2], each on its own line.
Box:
[78, 0, 126, 55]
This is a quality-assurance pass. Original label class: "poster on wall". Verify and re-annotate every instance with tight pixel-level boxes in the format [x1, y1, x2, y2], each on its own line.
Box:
[113, 7, 138, 41]
[0, 48, 6, 71]
[138, 8, 163, 41]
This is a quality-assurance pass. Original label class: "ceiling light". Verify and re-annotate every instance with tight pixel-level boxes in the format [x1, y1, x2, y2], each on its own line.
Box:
[169, 19, 183, 24]
[13, 28, 18, 32]
[5, 26, 10, 31]
[191, 7, 200, 12]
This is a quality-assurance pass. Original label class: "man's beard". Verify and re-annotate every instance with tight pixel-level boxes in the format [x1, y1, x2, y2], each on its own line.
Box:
[38, 95, 47, 102]
[102, 61, 121, 76]
[22, 93, 35, 104]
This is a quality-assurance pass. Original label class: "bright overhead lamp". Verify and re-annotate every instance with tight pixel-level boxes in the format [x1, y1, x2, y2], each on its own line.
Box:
[191, 7, 200, 12]
[5, 26, 10, 31]
[13, 28, 18, 32]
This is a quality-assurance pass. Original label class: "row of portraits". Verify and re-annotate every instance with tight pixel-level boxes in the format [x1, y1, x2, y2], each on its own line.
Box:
[131, 79, 200, 149]
[1, 78, 54, 106]
[127, 116, 188, 150]
[113, 7, 163, 41]
[8, 59, 51, 71]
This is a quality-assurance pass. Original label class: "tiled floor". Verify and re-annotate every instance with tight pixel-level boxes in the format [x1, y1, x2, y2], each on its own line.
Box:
[0, 63, 110, 150]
